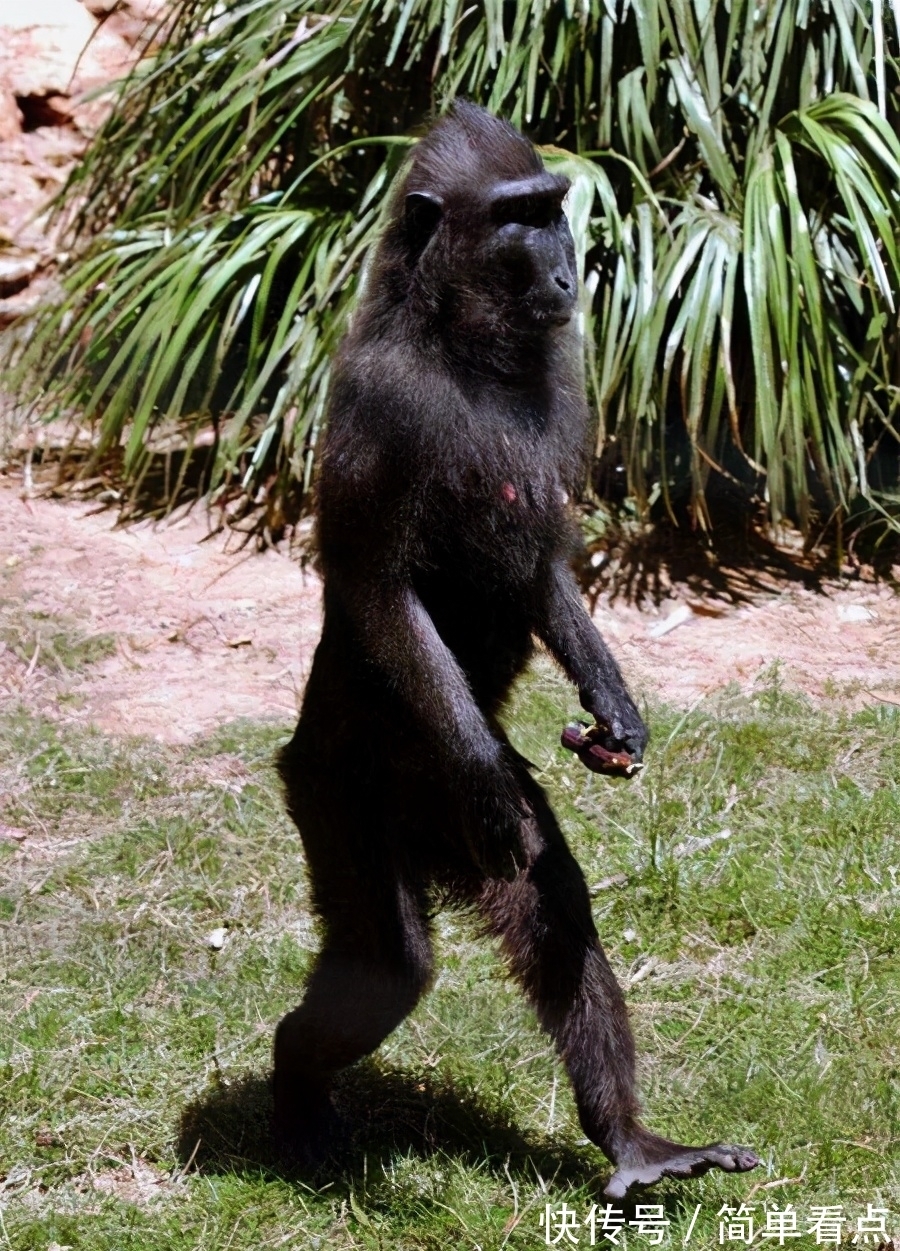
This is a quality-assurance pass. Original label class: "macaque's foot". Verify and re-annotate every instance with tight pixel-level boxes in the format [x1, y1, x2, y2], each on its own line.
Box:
[272, 1074, 345, 1170]
[562, 721, 643, 778]
[603, 1135, 759, 1199]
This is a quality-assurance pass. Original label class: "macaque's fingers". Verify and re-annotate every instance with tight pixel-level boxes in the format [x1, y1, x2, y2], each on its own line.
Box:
[561, 722, 590, 752]
[561, 722, 643, 778]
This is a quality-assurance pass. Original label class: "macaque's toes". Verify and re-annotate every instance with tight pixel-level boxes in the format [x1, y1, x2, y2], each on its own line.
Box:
[603, 1142, 759, 1199]
[710, 1143, 761, 1172]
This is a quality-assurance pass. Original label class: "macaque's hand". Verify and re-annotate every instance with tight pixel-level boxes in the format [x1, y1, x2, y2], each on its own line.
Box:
[579, 687, 648, 764]
[561, 720, 644, 778]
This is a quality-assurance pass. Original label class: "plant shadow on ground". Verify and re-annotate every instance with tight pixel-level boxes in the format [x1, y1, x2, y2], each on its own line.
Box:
[585, 450, 900, 609]
[580, 515, 841, 611]
[177, 1062, 597, 1191]
[21, 438, 220, 525]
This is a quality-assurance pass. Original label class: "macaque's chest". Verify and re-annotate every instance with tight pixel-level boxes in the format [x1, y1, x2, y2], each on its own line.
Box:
[420, 449, 569, 593]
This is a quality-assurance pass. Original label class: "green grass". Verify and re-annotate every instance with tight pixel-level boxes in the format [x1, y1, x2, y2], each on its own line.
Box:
[1, 666, 898, 1249]
[0, 607, 116, 676]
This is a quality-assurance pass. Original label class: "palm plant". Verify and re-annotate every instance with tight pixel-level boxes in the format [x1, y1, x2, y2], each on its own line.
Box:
[12, 0, 900, 541]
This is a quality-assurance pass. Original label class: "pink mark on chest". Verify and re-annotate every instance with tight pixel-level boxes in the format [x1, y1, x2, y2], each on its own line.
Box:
[500, 482, 518, 504]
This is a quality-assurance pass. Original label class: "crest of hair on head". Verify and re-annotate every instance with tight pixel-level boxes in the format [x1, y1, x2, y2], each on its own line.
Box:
[405, 100, 543, 208]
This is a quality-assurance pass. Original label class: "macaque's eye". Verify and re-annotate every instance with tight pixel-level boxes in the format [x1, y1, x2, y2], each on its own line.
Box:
[494, 196, 562, 229]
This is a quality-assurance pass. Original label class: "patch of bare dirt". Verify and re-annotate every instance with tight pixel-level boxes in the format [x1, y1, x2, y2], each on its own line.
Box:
[87, 1156, 172, 1205]
[0, 476, 320, 740]
[8, 1154, 176, 1222]
[596, 580, 900, 709]
[1, 476, 899, 742]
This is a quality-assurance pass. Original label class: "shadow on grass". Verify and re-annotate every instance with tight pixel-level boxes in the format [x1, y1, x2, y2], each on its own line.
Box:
[177, 1062, 600, 1192]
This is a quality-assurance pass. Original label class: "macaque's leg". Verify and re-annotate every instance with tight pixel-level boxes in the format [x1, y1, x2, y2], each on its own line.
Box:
[476, 771, 759, 1198]
[273, 784, 433, 1161]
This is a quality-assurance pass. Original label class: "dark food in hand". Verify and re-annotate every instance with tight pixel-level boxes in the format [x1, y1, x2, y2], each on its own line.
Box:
[561, 720, 644, 776]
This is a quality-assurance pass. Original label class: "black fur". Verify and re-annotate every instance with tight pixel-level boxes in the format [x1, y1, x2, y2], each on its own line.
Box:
[275, 102, 758, 1196]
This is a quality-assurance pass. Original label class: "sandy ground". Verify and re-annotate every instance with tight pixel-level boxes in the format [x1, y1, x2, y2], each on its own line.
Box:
[0, 478, 321, 740]
[1, 474, 898, 743]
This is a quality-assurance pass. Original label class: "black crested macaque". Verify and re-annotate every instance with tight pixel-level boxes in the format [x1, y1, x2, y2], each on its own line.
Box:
[275, 101, 759, 1198]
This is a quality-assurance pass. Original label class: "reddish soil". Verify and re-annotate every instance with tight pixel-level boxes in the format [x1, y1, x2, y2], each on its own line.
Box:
[0, 477, 320, 741]
[1, 474, 897, 742]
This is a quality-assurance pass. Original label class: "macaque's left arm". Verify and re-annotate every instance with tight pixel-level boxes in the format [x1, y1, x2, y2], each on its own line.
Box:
[534, 559, 648, 767]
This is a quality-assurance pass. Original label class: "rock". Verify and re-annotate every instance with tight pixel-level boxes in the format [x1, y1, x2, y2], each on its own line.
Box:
[0, 0, 134, 106]
[0, 289, 43, 327]
[0, 89, 22, 141]
[122, 0, 170, 21]
[0, 1, 96, 99]
[22, 126, 85, 184]
[837, 604, 876, 624]
[0, 254, 39, 296]
[0, 159, 51, 244]
[648, 602, 694, 638]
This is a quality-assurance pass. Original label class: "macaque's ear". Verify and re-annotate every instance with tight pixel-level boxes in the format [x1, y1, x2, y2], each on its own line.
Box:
[404, 191, 444, 261]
